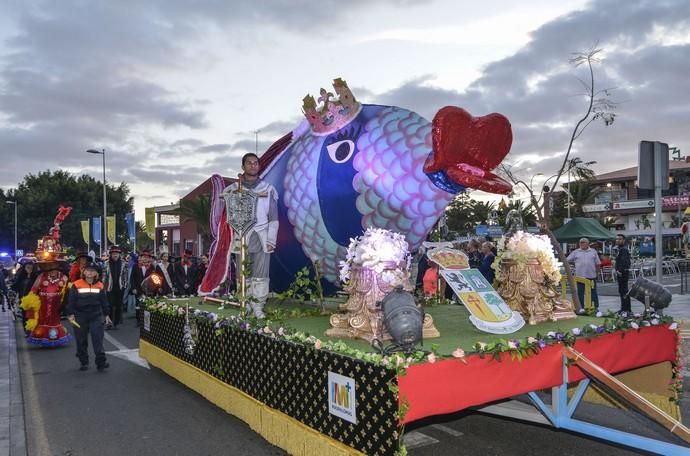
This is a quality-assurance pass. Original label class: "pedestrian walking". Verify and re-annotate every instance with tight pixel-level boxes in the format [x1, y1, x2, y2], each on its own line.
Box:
[66, 261, 111, 371]
[103, 245, 128, 329]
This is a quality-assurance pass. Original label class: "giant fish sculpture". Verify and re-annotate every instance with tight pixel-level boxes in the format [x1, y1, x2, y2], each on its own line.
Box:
[200, 78, 513, 294]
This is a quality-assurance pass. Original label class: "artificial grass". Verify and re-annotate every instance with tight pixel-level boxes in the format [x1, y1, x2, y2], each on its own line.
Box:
[161, 297, 602, 356]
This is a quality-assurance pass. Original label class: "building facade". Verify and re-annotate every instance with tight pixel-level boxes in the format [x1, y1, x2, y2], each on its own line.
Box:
[582, 159, 690, 254]
[151, 176, 235, 258]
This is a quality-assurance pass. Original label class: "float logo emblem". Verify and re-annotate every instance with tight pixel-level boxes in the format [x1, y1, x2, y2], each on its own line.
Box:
[328, 372, 357, 423]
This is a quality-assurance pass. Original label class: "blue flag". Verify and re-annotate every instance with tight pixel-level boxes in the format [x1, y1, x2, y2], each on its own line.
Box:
[92, 216, 101, 245]
[125, 212, 136, 241]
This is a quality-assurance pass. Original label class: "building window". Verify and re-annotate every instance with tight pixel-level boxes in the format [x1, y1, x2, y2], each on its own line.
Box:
[185, 239, 194, 253]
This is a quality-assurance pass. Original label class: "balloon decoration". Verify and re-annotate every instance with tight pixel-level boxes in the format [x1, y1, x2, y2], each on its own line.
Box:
[202, 78, 514, 293]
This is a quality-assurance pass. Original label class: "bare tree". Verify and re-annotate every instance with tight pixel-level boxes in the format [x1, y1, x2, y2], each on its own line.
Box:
[501, 46, 617, 310]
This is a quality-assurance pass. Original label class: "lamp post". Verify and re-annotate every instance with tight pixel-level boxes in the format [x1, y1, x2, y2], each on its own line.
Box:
[86, 149, 107, 256]
[6, 201, 17, 260]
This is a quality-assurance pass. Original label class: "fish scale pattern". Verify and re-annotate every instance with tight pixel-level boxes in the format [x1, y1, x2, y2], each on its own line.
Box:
[354, 107, 453, 251]
[283, 134, 347, 282]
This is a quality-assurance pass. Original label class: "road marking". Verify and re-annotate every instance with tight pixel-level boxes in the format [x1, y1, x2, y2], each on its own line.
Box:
[104, 332, 150, 369]
[430, 424, 464, 437]
[402, 431, 439, 449]
[476, 400, 550, 425]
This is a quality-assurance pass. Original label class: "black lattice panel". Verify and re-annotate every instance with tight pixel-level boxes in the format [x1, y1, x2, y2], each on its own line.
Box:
[141, 314, 400, 455]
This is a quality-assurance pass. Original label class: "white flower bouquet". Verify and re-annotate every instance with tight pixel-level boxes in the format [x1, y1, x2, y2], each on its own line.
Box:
[493, 230, 562, 284]
[339, 227, 411, 286]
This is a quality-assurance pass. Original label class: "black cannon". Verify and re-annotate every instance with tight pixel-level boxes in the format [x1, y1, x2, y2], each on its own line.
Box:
[627, 276, 672, 313]
[378, 287, 423, 353]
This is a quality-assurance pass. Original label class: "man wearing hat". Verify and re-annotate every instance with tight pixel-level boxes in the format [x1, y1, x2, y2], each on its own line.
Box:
[66, 261, 111, 371]
[174, 249, 197, 296]
[130, 250, 154, 321]
[103, 245, 128, 329]
[69, 251, 92, 283]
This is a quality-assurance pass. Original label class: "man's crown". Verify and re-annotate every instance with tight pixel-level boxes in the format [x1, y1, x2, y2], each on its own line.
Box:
[302, 78, 361, 135]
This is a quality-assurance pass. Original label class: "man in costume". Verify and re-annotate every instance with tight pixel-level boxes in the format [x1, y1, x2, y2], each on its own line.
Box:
[224, 152, 279, 318]
[174, 249, 197, 296]
[102, 245, 128, 329]
[130, 250, 154, 323]
[20, 207, 73, 346]
[66, 262, 111, 371]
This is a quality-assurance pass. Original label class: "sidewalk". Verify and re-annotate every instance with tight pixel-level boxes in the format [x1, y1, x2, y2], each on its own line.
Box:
[595, 293, 690, 321]
[0, 309, 26, 456]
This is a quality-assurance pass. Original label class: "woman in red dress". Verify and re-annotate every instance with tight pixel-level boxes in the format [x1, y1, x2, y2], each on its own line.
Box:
[20, 206, 74, 347]
[21, 252, 72, 346]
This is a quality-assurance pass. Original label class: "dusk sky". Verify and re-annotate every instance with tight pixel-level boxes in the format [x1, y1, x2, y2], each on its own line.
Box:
[1, 0, 689, 219]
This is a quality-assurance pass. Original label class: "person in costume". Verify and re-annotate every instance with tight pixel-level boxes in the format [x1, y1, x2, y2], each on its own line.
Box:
[224, 152, 279, 318]
[20, 251, 72, 347]
[196, 254, 209, 291]
[13, 258, 39, 332]
[155, 252, 175, 295]
[174, 249, 197, 296]
[69, 252, 92, 283]
[20, 207, 74, 346]
[102, 245, 128, 329]
[130, 250, 154, 323]
[66, 262, 111, 371]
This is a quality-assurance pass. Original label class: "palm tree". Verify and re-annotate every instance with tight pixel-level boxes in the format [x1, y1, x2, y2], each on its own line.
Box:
[565, 180, 600, 216]
[176, 194, 212, 245]
[497, 200, 537, 226]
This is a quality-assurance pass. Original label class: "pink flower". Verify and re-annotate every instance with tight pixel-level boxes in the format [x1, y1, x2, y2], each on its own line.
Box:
[427, 353, 436, 364]
[452, 348, 468, 364]
[314, 339, 322, 350]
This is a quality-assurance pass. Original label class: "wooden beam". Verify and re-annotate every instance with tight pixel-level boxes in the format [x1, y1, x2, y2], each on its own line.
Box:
[564, 346, 690, 444]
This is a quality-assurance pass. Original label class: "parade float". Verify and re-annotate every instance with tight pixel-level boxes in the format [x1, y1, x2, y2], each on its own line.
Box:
[139, 79, 688, 455]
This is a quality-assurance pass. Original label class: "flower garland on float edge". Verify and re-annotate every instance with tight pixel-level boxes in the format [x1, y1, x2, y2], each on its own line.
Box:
[143, 298, 682, 401]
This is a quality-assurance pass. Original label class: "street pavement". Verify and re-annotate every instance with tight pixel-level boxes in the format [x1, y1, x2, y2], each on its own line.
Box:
[2, 288, 690, 455]
[10, 313, 283, 456]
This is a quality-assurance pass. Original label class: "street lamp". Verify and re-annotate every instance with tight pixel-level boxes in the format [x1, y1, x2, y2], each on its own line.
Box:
[86, 148, 107, 255]
[5, 201, 17, 261]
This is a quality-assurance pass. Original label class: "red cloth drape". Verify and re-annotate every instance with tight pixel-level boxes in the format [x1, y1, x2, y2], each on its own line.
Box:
[398, 325, 678, 424]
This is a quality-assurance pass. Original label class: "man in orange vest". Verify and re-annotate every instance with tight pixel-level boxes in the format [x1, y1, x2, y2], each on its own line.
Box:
[66, 262, 111, 371]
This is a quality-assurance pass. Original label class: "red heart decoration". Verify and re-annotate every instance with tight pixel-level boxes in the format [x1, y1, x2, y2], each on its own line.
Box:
[424, 106, 513, 194]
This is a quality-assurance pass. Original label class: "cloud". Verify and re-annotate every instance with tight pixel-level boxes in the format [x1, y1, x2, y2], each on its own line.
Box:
[373, 0, 690, 190]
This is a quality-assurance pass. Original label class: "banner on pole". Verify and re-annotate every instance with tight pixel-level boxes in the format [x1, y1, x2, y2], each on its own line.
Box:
[81, 220, 90, 245]
[145, 207, 155, 240]
[125, 212, 136, 241]
[106, 215, 116, 244]
[92, 217, 101, 245]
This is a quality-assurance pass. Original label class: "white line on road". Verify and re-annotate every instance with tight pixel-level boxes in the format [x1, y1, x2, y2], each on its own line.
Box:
[104, 332, 150, 369]
[402, 431, 439, 449]
[430, 424, 464, 437]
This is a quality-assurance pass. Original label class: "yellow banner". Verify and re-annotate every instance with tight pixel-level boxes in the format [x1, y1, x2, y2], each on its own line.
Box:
[81, 220, 90, 245]
[106, 215, 116, 244]
[145, 207, 155, 240]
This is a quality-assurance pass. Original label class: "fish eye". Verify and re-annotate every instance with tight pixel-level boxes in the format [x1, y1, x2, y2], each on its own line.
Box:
[326, 140, 355, 164]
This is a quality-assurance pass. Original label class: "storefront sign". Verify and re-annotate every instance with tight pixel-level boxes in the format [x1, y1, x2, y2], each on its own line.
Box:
[662, 195, 690, 209]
